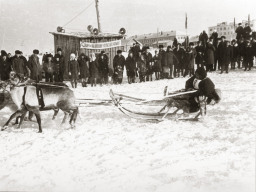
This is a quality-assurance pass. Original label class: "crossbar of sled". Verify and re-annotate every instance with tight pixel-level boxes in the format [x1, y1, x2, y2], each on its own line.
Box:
[109, 89, 200, 121]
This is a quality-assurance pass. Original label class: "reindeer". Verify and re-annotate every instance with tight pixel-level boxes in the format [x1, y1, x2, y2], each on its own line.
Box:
[0, 76, 78, 133]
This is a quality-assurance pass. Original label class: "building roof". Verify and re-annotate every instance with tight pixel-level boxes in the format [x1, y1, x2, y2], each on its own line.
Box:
[49, 31, 124, 39]
[152, 40, 173, 45]
[129, 30, 187, 40]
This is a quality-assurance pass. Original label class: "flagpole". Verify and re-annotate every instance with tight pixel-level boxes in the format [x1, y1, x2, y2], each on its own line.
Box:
[185, 13, 188, 48]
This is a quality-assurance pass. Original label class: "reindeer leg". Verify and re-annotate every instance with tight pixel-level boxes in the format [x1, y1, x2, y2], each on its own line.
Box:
[17, 110, 28, 129]
[61, 112, 69, 124]
[33, 109, 42, 133]
[2, 110, 24, 130]
[26, 105, 42, 133]
[52, 108, 59, 120]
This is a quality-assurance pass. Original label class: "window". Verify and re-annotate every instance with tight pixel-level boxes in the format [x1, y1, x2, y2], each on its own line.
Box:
[210, 29, 212, 31]
[224, 32, 226, 35]
[224, 27, 226, 30]
[220, 28, 222, 30]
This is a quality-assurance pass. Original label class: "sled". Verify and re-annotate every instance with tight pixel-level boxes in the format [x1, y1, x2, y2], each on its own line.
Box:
[109, 87, 204, 121]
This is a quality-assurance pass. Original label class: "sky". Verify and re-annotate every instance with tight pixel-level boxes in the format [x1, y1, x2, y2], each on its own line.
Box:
[0, 0, 256, 54]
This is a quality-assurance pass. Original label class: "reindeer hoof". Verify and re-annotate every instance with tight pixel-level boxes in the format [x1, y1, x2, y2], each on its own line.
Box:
[37, 130, 42, 133]
[1, 126, 8, 131]
[52, 116, 56, 120]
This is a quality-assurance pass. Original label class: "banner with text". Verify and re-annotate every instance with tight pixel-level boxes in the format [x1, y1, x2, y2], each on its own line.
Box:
[80, 40, 121, 49]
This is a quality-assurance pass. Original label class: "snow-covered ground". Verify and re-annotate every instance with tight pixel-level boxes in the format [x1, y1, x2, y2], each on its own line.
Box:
[0, 70, 255, 192]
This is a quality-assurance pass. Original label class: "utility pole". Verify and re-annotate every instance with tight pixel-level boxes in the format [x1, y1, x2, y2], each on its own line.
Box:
[95, 0, 101, 33]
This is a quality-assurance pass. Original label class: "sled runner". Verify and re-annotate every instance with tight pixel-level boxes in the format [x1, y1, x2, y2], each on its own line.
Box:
[109, 88, 206, 121]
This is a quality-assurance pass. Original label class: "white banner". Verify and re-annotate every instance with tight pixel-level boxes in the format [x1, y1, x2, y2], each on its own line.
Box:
[80, 40, 121, 49]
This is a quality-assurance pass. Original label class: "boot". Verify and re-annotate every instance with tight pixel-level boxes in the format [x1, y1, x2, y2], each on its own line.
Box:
[75, 82, 77, 88]
[71, 82, 74, 88]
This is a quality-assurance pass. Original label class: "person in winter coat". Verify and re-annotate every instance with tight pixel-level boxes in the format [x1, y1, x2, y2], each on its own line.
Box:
[97, 51, 109, 85]
[113, 50, 125, 84]
[137, 54, 147, 82]
[53, 48, 65, 82]
[252, 38, 256, 60]
[243, 41, 254, 71]
[43, 54, 54, 82]
[230, 39, 239, 69]
[144, 47, 153, 81]
[152, 50, 162, 80]
[173, 43, 185, 77]
[158, 45, 166, 79]
[165, 46, 179, 79]
[20, 52, 30, 77]
[12, 50, 27, 79]
[217, 36, 226, 71]
[243, 23, 252, 40]
[195, 41, 205, 69]
[89, 53, 99, 87]
[125, 52, 136, 84]
[185, 67, 221, 105]
[205, 39, 215, 71]
[235, 23, 244, 41]
[0, 53, 12, 80]
[237, 39, 246, 69]
[27, 49, 42, 82]
[221, 41, 233, 74]
[68, 53, 80, 88]
[78, 53, 89, 87]
[199, 31, 208, 48]
[184, 43, 196, 77]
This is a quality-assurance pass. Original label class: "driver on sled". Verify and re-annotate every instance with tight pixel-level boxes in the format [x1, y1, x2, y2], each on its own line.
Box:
[163, 67, 221, 118]
[185, 67, 221, 105]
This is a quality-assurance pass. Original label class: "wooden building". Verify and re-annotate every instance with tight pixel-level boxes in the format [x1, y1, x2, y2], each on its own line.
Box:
[49, 31, 125, 78]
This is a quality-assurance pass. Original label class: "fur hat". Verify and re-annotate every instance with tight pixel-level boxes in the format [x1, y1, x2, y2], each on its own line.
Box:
[33, 49, 39, 54]
[189, 42, 194, 46]
[46, 54, 53, 58]
[221, 36, 226, 39]
[101, 50, 105, 54]
[1, 50, 7, 56]
[117, 50, 122, 54]
[159, 45, 164, 48]
[15, 50, 20, 54]
[195, 67, 207, 80]
[57, 48, 62, 52]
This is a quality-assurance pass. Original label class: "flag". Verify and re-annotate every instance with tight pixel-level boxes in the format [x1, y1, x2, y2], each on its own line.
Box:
[234, 17, 236, 29]
[185, 13, 187, 29]
[248, 14, 250, 25]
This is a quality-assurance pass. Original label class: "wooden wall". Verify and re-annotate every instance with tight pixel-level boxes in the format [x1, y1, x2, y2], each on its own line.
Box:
[53, 35, 124, 79]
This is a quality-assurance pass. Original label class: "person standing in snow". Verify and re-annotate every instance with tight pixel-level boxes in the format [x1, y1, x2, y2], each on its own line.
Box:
[78, 53, 89, 87]
[53, 48, 65, 82]
[125, 52, 137, 84]
[28, 49, 42, 82]
[43, 54, 54, 82]
[113, 50, 125, 84]
[97, 51, 109, 85]
[68, 53, 80, 88]
[89, 53, 99, 87]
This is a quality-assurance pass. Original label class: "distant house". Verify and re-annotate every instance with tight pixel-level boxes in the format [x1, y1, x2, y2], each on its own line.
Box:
[189, 35, 199, 44]
[152, 40, 173, 48]
[121, 39, 142, 52]
[130, 30, 187, 47]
